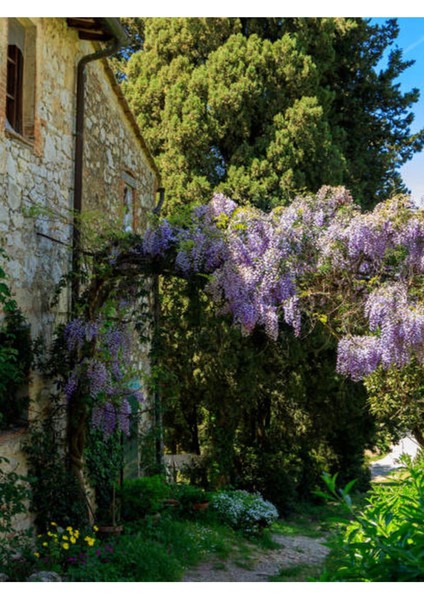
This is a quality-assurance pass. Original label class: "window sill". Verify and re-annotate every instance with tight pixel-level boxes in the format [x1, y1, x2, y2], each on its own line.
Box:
[5, 125, 35, 149]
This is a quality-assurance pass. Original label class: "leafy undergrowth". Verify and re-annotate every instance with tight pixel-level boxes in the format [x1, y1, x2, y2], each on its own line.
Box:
[317, 456, 424, 582]
[271, 496, 364, 538]
[65, 512, 272, 582]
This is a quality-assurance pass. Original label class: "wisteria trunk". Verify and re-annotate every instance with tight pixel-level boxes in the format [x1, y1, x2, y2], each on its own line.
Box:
[66, 393, 93, 523]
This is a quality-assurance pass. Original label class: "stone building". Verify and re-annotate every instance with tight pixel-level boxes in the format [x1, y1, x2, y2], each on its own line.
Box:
[0, 17, 161, 524]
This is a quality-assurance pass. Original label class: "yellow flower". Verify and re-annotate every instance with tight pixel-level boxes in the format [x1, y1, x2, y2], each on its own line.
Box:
[62, 535, 68, 541]
[70, 536, 76, 544]
[42, 542, 48, 547]
[84, 536, 95, 546]
[66, 526, 73, 533]
[47, 531, 53, 537]
[62, 543, 70, 550]
[93, 525, 99, 532]
[74, 530, 80, 538]
[34, 552, 40, 558]
[50, 522, 57, 527]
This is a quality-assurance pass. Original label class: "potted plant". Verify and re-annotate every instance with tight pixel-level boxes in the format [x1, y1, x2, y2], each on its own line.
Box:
[96, 484, 123, 537]
[192, 498, 209, 511]
[173, 484, 210, 513]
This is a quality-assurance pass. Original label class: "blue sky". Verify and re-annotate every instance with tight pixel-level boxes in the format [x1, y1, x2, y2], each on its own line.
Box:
[371, 18, 424, 203]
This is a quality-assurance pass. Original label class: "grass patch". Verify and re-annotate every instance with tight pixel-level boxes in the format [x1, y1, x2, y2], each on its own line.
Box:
[269, 563, 324, 582]
[271, 499, 357, 538]
[213, 562, 228, 571]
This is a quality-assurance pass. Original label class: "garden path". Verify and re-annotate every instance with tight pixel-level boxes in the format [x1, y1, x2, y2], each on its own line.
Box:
[182, 532, 329, 582]
[183, 436, 420, 582]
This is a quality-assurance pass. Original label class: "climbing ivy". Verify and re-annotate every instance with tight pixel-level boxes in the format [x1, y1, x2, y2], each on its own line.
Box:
[0, 250, 32, 429]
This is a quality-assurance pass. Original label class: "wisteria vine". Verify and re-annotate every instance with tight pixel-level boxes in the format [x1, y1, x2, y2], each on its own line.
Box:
[63, 316, 144, 439]
[137, 188, 424, 381]
[67, 186, 424, 440]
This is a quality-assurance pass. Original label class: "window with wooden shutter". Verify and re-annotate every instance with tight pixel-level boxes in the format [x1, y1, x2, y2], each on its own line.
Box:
[6, 44, 24, 134]
[5, 19, 36, 140]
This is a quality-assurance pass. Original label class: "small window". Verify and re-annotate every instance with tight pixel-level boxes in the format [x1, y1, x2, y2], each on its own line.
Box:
[122, 171, 138, 233]
[6, 19, 36, 139]
[123, 185, 134, 233]
[6, 44, 24, 133]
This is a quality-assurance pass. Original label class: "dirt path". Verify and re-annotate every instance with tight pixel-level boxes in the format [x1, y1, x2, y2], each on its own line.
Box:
[182, 533, 330, 582]
[183, 437, 420, 582]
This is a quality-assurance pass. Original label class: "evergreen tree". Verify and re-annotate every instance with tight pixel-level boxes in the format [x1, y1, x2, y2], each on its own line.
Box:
[120, 18, 422, 504]
[124, 17, 423, 211]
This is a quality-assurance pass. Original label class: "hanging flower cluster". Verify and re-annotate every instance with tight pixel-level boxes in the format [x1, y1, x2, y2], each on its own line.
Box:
[137, 187, 424, 382]
[63, 317, 144, 438]
[65, 186, 424, 430]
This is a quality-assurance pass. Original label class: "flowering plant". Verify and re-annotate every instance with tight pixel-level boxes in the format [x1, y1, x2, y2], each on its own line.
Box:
[139, 189, 424, 383]
[210, 490, 278, 534]
[63, 316, 144, 440]
[34, 522, 99, 571]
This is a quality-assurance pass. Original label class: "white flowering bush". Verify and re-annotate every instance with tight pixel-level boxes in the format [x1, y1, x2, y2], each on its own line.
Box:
[210, 490, 278, 535]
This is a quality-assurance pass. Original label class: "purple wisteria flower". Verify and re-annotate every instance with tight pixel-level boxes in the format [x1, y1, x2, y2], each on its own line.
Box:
[194, 192, 237, 223]
[336, 336, 382, 381]
[91, 402, 118, 439]
[117, 398, 131, 437]
[86, 359, 109, 398]
[64, 369, 79, 401]
[337, 282, 424, 379]
[142, 220, 176, 257]
[63, 315, 139, 437]
[65, 186, 424, 401]
[64, 318, 100, 352]
[64, 318, 86, 353]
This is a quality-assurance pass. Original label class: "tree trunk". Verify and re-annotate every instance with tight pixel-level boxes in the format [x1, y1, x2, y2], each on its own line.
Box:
[66, 392, 94, 523]
[412, 427, 424, 448]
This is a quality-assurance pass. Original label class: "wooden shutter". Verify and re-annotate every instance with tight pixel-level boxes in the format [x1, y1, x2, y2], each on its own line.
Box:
[6, 44, 24, 133]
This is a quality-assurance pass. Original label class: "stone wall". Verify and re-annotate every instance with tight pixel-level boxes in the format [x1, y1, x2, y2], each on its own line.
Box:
[0, 18, 78, 337]
[0, 17, 159, 523]
[83, 58, 158, 234]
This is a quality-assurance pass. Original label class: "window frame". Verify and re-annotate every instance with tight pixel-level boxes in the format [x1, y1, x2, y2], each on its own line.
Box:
[6, 44, 24, 134]
[5, 18, 36, 142]
[122, 171, 138, 233]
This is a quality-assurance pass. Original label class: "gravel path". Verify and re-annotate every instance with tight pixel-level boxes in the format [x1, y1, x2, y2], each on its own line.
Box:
[182, 534, 330, 582]
[183, 437, 421, 582]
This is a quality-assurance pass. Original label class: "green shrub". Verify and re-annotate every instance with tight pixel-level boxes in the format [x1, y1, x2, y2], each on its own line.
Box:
[172, 483, 210, 517]
[67, 514, 217, 581]
[320, 455, 424, 582]
[120, 475, 171, 521]
[0, 457, 35, 581]
[210, 489, 279, 535]
[0, 251, 32, 429]
[85, 428, 123, 526]
[24, 416, 89, 531]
